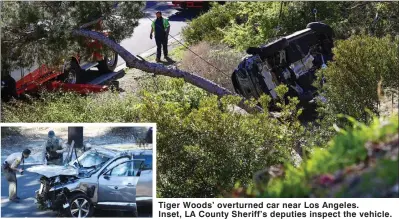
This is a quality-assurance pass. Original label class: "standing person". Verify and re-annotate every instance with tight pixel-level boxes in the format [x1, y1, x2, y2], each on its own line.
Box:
[150, 11, 170, 62]
[2, 149, 31, 203]
[42, 130, 67, 165]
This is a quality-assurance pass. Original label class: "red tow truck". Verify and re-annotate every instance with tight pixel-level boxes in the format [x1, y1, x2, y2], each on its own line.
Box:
[1, 18, 124, 102]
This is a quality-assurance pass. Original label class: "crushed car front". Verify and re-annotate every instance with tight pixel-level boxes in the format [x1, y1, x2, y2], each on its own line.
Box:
[31, 148, 116, 211]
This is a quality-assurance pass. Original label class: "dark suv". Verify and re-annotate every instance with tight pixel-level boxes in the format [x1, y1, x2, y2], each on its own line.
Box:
[231, 22, 334, 105]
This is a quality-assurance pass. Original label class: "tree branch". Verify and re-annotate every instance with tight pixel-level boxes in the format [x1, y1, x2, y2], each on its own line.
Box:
[72, 29, 265, 114]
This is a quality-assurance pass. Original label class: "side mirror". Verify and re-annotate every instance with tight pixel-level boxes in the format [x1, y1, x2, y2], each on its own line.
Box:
[103, 175, 110, 180]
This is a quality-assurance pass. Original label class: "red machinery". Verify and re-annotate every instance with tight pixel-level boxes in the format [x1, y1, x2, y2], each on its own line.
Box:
[171, 1, 206, 9]
[171, 1, 225, 9]
[15, 64, 109, 96]
[2, 18, 123, 101]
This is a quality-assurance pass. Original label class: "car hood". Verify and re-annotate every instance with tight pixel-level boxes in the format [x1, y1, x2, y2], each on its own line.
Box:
[27, 165, 78, 178]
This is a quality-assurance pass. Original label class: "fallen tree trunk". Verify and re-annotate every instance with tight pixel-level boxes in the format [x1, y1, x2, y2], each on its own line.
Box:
[72, 29, 263, 113]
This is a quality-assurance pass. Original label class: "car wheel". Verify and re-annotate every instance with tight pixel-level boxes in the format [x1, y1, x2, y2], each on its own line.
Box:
[98, 37, 118, 74]
[61, 59, 81, 84]
[105, 51, 118, 71]
[1, 75, 17, 102]
[66, 193, 94, 218]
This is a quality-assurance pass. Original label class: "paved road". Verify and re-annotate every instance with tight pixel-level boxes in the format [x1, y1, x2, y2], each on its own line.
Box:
[1, 164, 57, 217]
[1, 164, 152, 217]
[9, 1, 199, 82]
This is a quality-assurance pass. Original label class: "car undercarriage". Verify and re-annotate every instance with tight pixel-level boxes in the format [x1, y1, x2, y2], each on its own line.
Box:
[232, 22, 334, 107]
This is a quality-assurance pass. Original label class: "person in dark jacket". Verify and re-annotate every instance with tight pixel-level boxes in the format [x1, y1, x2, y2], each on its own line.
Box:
[150, 11, 170, 62]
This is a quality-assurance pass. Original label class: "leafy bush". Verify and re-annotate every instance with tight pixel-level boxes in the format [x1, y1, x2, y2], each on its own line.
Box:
[1, 91, 141, 123]
[138, 83, 308, 198]
[1, 127, 22, 138]
[179, 42, 245, 93]
[232, 114, 398, 198]
[183, 2, 345, 50]
[2, 79, 310, 198]
[319, 35, 399, 122]
[183, 2, 399, 50]
[181, 3, 234, 45]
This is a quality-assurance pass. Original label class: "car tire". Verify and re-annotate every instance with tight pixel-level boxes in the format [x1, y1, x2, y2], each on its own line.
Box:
[1, 75, 18, 102]
[306, 22, 333, 38]
[65, 193, 94, 218]
[102, 52, 118, 72]
[61, 59, 82, 84]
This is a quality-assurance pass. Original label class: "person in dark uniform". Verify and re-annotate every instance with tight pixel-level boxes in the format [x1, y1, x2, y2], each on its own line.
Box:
[42, 130, 67, 165]
[2, 149, 31, 203]
[150, 11, 171, 62]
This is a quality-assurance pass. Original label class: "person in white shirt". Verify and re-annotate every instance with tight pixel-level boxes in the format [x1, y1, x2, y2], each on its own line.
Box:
[2, 149, 31, 203]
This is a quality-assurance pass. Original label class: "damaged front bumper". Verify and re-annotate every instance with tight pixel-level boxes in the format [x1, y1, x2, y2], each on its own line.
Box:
[35, 186, 69, 211]
[34, 176, 80, 211]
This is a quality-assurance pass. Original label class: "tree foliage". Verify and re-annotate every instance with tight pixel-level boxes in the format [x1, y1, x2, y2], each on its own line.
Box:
[2, 1, 399, 199]
[182, 1, 399, 50]
[319, 35, 399, 122]
[1, 1, 144, 76]
[231, 115, 398, 198]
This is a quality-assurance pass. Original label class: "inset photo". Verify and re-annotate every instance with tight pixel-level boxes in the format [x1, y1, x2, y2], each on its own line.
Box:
[1, 124, 155, 218]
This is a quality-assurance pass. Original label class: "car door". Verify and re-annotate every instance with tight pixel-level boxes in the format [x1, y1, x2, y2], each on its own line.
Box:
[97, 159, 144, 210]
[134, 155, 153, 205]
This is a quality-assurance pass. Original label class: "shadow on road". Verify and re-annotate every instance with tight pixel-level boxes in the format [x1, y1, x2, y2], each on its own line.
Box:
[1, 164, 56, 217]
[157, 57, 176, 66]
[2, 163, 152, 217]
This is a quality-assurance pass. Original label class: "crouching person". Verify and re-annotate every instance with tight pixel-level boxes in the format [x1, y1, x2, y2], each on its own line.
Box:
[2, 149, 31, 203]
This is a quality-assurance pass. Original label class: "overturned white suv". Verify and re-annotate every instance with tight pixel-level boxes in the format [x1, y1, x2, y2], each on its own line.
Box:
[27, 146, 153, 217]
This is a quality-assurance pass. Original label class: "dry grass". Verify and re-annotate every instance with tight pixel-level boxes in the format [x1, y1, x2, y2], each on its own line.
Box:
[179, 41, 245, 92]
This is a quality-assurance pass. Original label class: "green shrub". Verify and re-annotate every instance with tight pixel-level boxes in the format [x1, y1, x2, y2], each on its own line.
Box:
[1, 91, 141, 122]
[138, 84, 309, 197]
[1, 127, 22, 138]
[2, 79, 309, 198]
[181, 3, 234, 45]
[232, 114, 398, 198]
[183, 2, 399, 50]
[183, 2, 345, 50]
[319, 35, 399, 122]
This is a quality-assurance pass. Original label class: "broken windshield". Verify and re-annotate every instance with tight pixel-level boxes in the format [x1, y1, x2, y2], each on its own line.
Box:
[70, 150, 112, 169]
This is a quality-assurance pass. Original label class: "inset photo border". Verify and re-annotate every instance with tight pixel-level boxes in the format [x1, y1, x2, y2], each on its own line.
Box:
[1, 123, 156, 218]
